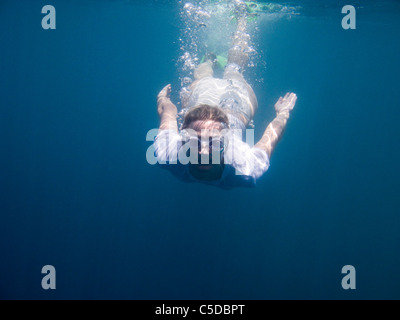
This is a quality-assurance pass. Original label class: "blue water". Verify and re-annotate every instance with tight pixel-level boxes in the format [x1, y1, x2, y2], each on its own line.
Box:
[1, 0, 400, 300]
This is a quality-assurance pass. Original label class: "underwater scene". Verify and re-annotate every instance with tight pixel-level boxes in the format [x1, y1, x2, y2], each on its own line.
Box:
[1, 0, 400, 300]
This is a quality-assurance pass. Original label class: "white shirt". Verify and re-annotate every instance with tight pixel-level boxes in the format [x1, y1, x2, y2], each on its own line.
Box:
[153, 129, 270, 189]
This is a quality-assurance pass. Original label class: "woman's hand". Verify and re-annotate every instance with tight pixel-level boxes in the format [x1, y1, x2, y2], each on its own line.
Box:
[157, 84, 172, 104]
[274, 92, 297, 116]
[157, 84, 177, 117]
[255, 93, 297, 158]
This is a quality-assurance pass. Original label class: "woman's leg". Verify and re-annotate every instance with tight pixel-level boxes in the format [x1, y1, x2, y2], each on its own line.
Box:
[226, 16, 250, 74]
[224, 3, 258, 119]
[196, 1, 248, 81]
[194, 60, 214, 80]
[225, 0, 250, 76]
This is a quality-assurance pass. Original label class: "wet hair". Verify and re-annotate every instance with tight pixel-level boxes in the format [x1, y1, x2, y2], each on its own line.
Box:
[182, 104, 229, 130]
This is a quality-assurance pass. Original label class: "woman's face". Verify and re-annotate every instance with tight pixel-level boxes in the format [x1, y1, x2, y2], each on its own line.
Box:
[187, 120, 225, 180]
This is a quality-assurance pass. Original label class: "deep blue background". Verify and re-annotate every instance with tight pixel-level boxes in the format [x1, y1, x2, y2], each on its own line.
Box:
[0, 0, 399, 299]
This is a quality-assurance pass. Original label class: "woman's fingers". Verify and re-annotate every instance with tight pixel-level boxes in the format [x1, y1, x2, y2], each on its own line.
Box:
[157, 85, 172, 115]
[283, 93, 297, 104]
[283, 92, 296, 101]
[287, 93, 297, 110]
[276, 93, 297, 112]
[158, 84, 172, 101]
[165, 84, 171, 96]
[291, 93, 297, 105]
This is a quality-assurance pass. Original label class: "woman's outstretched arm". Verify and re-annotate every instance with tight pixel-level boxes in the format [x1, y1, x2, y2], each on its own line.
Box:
[157, 84, 178, 132]
[255, 93, 297, 159]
